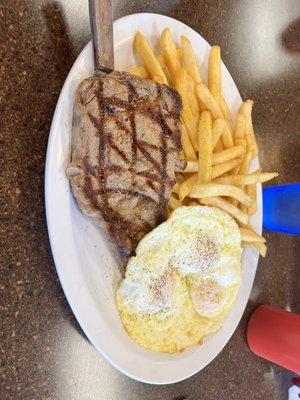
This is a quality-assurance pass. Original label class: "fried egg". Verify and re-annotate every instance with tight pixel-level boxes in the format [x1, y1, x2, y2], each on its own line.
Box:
[116, 205, 242, 353]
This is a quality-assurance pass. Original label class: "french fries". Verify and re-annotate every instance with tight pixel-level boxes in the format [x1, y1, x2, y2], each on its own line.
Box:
[234, 114, 246, 147]
[156, 49, 183, 67]
[247, 183, 257, 215]
[212, 145, 245, 165]
[153, 75, 166, 84]
[160, 28, 181, 82]
[175, 69, 198, 148]
[212, 119, 226, 149]
[172, 182, 180, 194]
[168, 195, 182, 210]
[181, 35, 201, 84]
[198, 111, 213, 183]
[222, 122, 234, 148]
[239, 151, 252, 175]
[156, 53, 165, 67]
[188, 183, 253, 206]
[220, 95, 231, 122]
[133, 32, 168, 84]
[127, 65, 149, 78]
[239, 227, 266, 243]
[239, 100, 258, 156]
[254, 242, 267, 257]
[196, 84, 224, 119]
[208, 46, 221, 103]
[231, 151, 252, 207]
[181, 123, 197, 161]
[176, 158, 245, 176]
[178, 174, 197, 200]
[176, 161, 197, 173]
[211, 158, 241, 178]
[242, 241, 267, 257]
[187, 74, 200, 120]
[200, 196, 249, 225]
[214, 138, 225, 152]
[213, 172, 278, 185]
[131, 28, 278, 258]
[237, 151, 253, 209]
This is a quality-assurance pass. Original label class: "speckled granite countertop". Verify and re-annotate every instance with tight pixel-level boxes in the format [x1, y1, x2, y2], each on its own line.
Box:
[1, 1, 300, 399]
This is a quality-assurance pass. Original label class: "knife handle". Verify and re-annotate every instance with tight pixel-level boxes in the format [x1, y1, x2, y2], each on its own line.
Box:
[89, 0, 114, 72]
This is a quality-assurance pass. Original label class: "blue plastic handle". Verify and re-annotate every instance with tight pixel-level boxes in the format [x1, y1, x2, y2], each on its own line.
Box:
[263, 183, 300, 235]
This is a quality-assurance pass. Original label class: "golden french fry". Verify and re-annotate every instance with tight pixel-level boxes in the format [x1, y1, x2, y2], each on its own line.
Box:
[175, 70, 198, 148]
[196, 84, 223, 119]
[200, 196, 249, 225]
[133, 32, 168, 84]
[214, 138, 225, 152]
[239, 100, 258, 157]
[181, 123, 197, 161]
[212, 119, 226, 149]
[239, 227, 265, 243]
[177, 161, 205, 173]
[234, 114, 246, 141]
[241, 242, 251, 248]
[220, 95, 231, 121]
[174, 173, 186, 184]
[222, 121, 234, 148]
[239, 151, 252, 175]
[239, 100, 253, 120]
[186, 74, 199, 120]
[240, 203, 248, 214]
[180, 35, 201, 84]
[245, 125, 256, 155]
[198, 111, 213, 184]
[212, 145, 245, 165]
[188, 183, 253, 206]
[213, 172, 278, 185]
[231, 151, 251, 206]
[245, 131, 253, 153]
[160, 28, 181, 81]
[186, 201, 199, 206]
[177, 47, 183, 59]
[230, 165, 241, 177]
[152, 75, 167, 84]
[157, 48, 183, 65]
[247, 184, 257, 215]
[235, 138, 246, 150]
[156, 53, 165, 67]
[132, 30, 269, 245]
[211, 158, 241, 178]
[177, 157, 247, 176]
[178, 174, 197, 200]
[241, 241, 267, 257]
[172, 182, 180, 194]
[155, 54, 172, 83]
[208, 46, 221, 103]
[168, 195, 182, 210]
[127, 65, 149, 78]
[254, 242, 267, 257]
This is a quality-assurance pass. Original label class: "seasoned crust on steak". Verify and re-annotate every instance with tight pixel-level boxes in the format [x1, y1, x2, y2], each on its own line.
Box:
[66, 71, 184, 266]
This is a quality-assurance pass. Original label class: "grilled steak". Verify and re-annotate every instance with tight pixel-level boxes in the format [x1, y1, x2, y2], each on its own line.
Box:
[66, 71, 184, 266]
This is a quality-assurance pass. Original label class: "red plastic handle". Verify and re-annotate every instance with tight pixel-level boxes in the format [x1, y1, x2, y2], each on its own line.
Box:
[247, 305, 300, 374]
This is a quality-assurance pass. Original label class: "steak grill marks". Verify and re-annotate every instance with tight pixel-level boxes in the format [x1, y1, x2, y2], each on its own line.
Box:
[82, 76, 181, 260]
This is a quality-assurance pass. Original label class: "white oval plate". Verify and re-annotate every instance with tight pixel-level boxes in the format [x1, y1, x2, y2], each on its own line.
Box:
[45, 13, 261, 384]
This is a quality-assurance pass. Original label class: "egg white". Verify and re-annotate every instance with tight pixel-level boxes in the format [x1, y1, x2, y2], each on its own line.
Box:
[117, 205, 242, 353]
